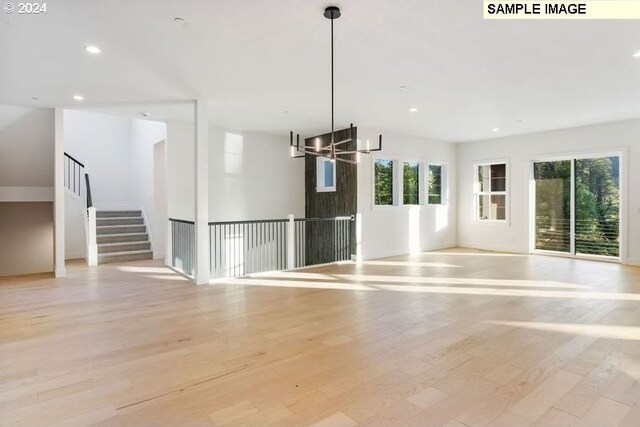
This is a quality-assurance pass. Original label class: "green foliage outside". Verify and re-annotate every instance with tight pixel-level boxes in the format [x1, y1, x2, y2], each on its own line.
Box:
[403, 162, 419, 205]
[535, 157, 619, 257]
[374, 159, 393, 205]
[428, 165, 442, 204]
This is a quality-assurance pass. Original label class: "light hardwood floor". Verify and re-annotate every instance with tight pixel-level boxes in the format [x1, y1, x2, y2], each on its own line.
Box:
[1, 248, 639, 427]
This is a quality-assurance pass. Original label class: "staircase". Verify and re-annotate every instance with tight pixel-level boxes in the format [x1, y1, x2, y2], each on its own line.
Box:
[96, 210, 153, 263]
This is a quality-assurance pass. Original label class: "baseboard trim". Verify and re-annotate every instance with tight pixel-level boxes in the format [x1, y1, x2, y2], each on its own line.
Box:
[457, 241, 528, 254]
[54, 268, 66, 278]
[65, 251, 85, 260]
[625, 257, 640, 266]
[362, 241, 458, 260]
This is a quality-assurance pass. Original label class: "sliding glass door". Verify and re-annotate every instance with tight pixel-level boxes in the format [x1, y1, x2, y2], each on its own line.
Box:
[574, 157, 620, 257]
[534, 160, 572, 253]
[533, 155, 620, 259]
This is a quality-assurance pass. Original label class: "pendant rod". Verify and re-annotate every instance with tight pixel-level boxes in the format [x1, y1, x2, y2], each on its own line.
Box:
[330, 14, 335, 146]
[288, 6, 384, 163]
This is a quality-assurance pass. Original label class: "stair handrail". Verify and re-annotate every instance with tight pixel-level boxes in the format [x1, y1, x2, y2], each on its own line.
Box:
[84, 173, 93, 209]
[63, 153, 85, 198]
[65, 151, 97, 266]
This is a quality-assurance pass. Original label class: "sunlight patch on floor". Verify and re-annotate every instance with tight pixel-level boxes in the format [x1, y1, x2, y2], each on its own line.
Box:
[486, 320, 640, 341]
[254, 271, 587, 289]
[225, 277, 640, 302]
[425, 251, 526, 257]
[117, 266, 175, 274]
[331, 274, 589, 289]
[145, 274, 189, 281]
[359, 261, 463, 268]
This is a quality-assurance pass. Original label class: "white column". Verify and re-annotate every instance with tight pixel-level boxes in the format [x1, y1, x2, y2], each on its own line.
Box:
[287, 214, 295, 270]
[54, 108, 66, 277]
[165, 220, 172, 267]
[194, 100, 210, 285]
[353, 212, 362, 262]
[86, 207, 98, 266]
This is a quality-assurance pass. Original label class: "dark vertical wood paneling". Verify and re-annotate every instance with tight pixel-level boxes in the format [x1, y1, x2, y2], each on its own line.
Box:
[304, 127, 357, 265]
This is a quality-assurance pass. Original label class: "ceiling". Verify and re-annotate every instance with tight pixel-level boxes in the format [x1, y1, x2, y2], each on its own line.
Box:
[2, 0, 640, 142]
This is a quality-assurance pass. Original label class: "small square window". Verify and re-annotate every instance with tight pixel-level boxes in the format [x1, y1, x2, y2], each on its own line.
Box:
[317, 157, 336, 192]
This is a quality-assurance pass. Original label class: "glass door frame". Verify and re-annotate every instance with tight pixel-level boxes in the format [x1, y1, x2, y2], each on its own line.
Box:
[529, 149, 626, 263]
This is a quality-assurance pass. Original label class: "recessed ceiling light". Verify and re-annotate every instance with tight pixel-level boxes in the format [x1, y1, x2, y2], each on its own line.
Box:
[84, 45, 101, 55]
[399, 85, 407, 89]
[140, 112, 151, 117]
[409, 107, 418, 112]
[31, 97, 39, 101]
[73, 95, 84, 101]
[283, 110, 289, 114]
[492, 127, 500, 132]
[633, 51, 640, 58]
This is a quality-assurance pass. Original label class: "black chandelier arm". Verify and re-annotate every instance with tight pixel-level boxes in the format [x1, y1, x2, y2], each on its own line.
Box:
[288, 133, 383, 157]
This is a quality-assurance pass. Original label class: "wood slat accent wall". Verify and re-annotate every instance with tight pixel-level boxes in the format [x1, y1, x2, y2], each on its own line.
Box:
[304, 127, 357, 265]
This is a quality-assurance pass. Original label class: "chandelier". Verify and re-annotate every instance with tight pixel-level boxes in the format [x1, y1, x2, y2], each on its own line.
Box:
[289, 6, 382, 165]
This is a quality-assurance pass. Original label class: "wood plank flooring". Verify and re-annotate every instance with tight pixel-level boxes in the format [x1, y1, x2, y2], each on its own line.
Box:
[1, 248, 639, 426]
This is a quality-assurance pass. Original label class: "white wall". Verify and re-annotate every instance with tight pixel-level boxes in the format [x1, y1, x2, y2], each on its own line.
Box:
[166, 121, 195, 221]
[154, 141, 168, 261]
[130, 119, 167, 258]
[357, 128, 458, 260]
[457, 118, 640, 265]
[64, 192, 85, 259]
[64, 110, 133, 208]
[166, 121, 305, 222]
[0, 105, 54, 197]
[208, 127, 304, 221]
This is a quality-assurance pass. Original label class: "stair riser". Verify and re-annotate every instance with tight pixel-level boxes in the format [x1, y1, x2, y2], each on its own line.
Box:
[99, 252, 153, 263]
[98, 243, 151, 254]
[97, 226, 146, 235]
[97, 218, 144, 226]
[97, 234, 148, 244]
[96, 211, 142, 218]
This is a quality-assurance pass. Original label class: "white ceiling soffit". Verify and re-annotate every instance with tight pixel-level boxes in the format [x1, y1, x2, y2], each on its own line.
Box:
[2, 0, 640, 142]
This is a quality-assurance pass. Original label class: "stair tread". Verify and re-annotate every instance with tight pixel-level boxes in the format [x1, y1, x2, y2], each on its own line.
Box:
[97, 217, 143, 221]
[98, 241, 149, 247]
[99, 249, 152, 257]
[98, 232, 147, 237]
[97, 224, 145, 228]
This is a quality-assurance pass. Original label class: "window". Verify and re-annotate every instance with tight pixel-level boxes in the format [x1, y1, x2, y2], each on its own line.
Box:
[403, 161, 420, 205]
[476, 162, 507, 221]
[316, 157, 336, 192]
[374, 159, 394, 205]
[428, 164, 444, 205]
